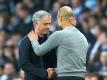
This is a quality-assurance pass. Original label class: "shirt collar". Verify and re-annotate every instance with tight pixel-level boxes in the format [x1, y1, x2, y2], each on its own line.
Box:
[63, 26, 76, 30]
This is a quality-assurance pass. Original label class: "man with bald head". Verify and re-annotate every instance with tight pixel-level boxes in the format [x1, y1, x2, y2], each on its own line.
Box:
[28, 6, 88, 80]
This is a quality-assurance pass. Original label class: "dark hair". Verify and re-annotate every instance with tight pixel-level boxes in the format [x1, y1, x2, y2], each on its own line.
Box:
[81, 8, 90, 13]
[19, 3, 29, 11]
[98, 25, 107, 37]
[89, 14, 99, 20]
[85, 73, 99, 78]
[0, 65, 4, 69]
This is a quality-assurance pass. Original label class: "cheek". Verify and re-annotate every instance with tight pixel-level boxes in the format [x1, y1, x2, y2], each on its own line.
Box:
[39, 25, 44, 30]
[42, 26, 47, 30]
[58, 19, 60, 24]
[43, 26, 50, 30]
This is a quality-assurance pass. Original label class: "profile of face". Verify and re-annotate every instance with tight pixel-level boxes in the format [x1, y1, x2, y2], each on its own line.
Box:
[34, 16, 51, 35]
[4, 63, 15, 75]
[57, 11, 62, 27]
[53, 2, 61, 13]
[89, 17, 97, 28]
[70, 0, 80, 7]
[16, 3, 28, 19]
[98, 32, 107, 44]
[100, 51, 107, 66]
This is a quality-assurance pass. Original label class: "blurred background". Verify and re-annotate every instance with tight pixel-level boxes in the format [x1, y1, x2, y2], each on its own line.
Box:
[0, 0, 107, 80]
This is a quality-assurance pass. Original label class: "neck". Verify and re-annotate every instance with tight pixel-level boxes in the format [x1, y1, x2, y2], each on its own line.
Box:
[62, 23, 74, 29]
[35, 29, 44, 38]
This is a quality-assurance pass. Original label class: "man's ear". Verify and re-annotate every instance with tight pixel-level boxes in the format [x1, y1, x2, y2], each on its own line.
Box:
[60, 16, 63, 22]
[33, 22, 37, 26]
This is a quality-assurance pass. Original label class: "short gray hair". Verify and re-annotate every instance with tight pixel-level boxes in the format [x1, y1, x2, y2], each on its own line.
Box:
[32, 10, 51, 23]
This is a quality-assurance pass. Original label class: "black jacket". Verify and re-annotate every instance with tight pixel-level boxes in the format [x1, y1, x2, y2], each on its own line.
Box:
[18, 33, 57, 80]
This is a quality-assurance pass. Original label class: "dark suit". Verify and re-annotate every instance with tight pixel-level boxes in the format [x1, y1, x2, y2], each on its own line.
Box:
[18, 33, 57, 80]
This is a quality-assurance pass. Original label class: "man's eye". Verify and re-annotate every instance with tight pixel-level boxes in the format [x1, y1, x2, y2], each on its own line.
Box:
[43, 23, 51, 26]
[43, 23, 47, 26]
[48, 23, 51, 25]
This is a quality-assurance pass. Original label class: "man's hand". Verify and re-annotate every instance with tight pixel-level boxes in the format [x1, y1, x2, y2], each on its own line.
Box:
[47, 68, 56, 79]
[69, 16, 76, 26]
[28, 31, 38, 41]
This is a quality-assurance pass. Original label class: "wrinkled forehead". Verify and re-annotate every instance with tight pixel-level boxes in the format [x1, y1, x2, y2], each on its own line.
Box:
[40, 16, 51, 22]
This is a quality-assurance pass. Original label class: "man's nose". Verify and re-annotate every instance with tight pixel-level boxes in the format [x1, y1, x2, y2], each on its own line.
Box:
[46, 25, 50, 29]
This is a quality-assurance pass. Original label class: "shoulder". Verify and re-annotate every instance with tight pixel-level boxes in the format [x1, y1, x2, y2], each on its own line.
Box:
[47, 31, 63, 42]
[19, 36, 28, 43]
[18, 35, 30, 47]
[51, 30, 62, 36]
[50, 31, 64, 39]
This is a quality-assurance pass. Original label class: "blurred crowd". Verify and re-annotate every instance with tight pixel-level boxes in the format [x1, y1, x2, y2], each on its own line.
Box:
[0, 0, 107, 80]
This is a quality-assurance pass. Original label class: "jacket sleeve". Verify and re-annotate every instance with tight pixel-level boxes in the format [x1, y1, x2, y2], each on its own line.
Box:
[31, 32, 59, 56]
[18, 37, 48, 79]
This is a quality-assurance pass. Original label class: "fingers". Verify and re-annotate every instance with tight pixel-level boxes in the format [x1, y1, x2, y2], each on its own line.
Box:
[28, 31, 35, 36]
[47, 68, 56, 73]
[47, 68, 56, 79]
[28, 31, 38, 41]
[69, 17, 76, 26]
[28, 31, 34, 36]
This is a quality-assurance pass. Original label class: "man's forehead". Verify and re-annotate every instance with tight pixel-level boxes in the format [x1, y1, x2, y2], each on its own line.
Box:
[41, 16, 51, 21]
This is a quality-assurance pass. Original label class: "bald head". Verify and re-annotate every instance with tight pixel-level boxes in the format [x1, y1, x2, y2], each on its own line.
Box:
[57, 6, 76, 27]
[58, 6, 74, 20]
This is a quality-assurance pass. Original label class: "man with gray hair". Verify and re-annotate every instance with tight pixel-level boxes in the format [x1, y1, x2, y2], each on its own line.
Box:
[19, 10, 57, 80]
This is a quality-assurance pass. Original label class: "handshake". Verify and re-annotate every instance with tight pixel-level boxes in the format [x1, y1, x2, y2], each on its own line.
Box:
[47, 68, 57, 79]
